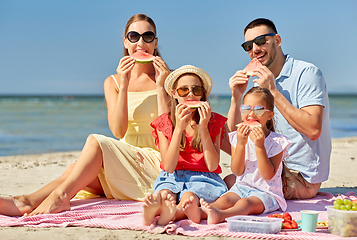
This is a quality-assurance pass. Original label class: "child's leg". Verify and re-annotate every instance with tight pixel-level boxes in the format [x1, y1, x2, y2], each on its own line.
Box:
[182, 195, 201, 223]
[157, 190, 177, 226]
[142, 191, 162, 226]
[173, 191, 202, 223]
[201, 195, 265, 224]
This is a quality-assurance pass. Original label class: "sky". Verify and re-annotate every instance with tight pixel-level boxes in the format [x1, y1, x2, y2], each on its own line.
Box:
[1, 0, 356, 96]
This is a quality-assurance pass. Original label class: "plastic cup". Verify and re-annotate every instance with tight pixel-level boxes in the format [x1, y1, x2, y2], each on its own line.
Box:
[300, 210, 319, 232]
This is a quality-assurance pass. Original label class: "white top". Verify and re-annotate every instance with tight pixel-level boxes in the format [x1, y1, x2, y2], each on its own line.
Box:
[229, 131, 292, 211]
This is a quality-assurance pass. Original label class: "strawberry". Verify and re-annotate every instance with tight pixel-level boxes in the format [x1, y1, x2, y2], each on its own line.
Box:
[283, 222, 293, 229]
[291, 220, 298, 229]
[282, 212, 292, 221]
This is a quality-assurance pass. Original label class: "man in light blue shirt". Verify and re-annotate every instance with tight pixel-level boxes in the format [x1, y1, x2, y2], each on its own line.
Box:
[225, 18, 331, 200]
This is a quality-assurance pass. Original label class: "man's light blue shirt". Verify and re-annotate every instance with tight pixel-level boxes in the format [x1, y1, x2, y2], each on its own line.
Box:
[256, 55, 331, 183]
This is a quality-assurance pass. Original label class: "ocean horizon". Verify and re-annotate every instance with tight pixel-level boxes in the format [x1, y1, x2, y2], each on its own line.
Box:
[1, 93, 356, 156]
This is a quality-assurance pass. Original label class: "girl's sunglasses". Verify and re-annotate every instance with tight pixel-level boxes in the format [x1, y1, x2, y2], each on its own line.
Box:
[240, 105, 272, 116]
[241, 33, 276, 52]
[176, 86, 204, 97]
[126, 31, 156, 43]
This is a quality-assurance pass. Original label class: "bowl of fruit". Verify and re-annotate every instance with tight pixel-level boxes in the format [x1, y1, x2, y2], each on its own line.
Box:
[326, 198, 357, 237]
[268, 213, 300, 231]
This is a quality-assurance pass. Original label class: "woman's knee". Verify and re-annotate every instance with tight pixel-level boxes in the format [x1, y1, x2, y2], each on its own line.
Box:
[84, 135, 103, 156]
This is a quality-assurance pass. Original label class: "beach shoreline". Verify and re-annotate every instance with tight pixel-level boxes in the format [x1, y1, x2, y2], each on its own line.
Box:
[0, 137, 356, 239]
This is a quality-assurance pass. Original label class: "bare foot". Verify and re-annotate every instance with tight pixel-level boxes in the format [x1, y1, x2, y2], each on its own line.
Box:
[200, 198, 223, 224]
[29, 190, 70, 215]
[142, 191, 161, 226]
[0, 196, 33, 216]
[182, 196, 201, 223]
[157, 191, 176, 225]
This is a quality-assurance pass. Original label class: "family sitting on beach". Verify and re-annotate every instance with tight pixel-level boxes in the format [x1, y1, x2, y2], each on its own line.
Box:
[0, 13, 331, 227]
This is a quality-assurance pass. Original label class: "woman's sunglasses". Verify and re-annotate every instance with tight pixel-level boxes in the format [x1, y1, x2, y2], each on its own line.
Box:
[240, 105, 272, 117]
[176, 86, 204, 97]
[241, 33, 276, 52]
[126, 31, 156, 43]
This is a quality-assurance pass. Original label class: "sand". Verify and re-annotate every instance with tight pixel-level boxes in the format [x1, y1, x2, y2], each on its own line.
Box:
[0, 137, 356, 240]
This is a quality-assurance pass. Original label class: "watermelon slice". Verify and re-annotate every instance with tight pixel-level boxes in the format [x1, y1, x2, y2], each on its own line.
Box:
[131, 52, 154, 63]
[236, 120, 261, 128]
[184, 100, 202, 109]
[244, 58, 262, 76]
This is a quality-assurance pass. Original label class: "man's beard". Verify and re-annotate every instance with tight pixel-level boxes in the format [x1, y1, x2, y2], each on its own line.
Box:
[264, 42, 277, 69]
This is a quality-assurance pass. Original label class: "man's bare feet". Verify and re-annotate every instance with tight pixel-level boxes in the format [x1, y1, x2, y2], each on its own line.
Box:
[200, 198, 223, 224]
[182, 196, 201, 223]
[157, 191, 176, 226]
[0, 196, 33, 216]
[142, 191, 161, 226]
[28, 190, 70, 215]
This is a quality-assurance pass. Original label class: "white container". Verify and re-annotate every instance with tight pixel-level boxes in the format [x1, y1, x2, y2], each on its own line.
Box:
[326, 206, 357, 237]
[226, 215, 283, 234]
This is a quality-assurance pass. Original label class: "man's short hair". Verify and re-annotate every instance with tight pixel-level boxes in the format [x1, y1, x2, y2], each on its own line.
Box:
[244, 18, 278, 35]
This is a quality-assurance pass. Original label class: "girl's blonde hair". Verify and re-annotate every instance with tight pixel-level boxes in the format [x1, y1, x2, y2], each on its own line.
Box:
[169, 73, 208, 152]
[243, 87, 275, 132]
[123, 14, 161, 57]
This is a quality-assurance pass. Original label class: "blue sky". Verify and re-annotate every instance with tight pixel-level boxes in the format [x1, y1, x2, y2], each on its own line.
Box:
[1, 0, 356, 95]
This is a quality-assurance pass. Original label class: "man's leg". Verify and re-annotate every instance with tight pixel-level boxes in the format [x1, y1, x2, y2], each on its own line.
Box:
[282, 166, 321, 200]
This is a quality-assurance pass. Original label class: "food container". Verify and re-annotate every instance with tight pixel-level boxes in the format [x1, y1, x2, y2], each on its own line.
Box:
[326, 206, 357, 237]
[226, 215, 283, 234]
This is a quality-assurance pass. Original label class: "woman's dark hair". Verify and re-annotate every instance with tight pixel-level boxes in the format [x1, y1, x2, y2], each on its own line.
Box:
[243, 87, 275, 132]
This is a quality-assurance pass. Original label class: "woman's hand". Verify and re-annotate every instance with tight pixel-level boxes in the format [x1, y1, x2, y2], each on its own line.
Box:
[153, 57, 170, 87]
[198, 101, 211, 128]
[116, 56, 135, 89]
[249, 127, 265, 148]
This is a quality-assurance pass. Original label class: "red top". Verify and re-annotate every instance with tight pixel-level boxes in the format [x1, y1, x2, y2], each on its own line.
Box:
[150, 113, 227, 173]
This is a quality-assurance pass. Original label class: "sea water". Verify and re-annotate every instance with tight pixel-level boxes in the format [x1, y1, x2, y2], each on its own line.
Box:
[0, 94, 356, 156]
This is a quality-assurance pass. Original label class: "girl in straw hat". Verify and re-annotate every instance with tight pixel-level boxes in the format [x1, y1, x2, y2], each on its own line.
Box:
[186, 87, 291, 224]
[142, 65, 228, 226]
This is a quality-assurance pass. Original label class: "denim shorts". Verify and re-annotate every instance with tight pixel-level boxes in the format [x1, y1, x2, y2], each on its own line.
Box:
[227, 184, 280, 214]
[153, 170, 227, 203]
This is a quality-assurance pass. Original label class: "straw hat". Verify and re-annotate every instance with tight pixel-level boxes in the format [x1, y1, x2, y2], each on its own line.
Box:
[164, 65, 212, 97]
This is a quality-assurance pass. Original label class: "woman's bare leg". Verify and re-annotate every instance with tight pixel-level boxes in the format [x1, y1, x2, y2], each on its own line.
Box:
[0, 135, 104, 216]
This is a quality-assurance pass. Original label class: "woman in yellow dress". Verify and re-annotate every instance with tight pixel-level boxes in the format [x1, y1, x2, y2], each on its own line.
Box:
[0, 13, 171, 216]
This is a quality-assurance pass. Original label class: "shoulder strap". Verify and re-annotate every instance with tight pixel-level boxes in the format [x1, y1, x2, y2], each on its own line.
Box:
[111, 75, 120, 89]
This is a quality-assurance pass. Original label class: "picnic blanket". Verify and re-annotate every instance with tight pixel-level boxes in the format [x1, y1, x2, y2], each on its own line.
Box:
[1, 191, 356, 240]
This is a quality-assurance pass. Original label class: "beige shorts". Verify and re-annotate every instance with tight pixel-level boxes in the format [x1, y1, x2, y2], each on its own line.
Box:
[282, 165, 321, 200]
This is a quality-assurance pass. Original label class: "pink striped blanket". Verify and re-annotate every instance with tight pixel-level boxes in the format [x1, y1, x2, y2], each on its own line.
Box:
[1, 191, 356, 240]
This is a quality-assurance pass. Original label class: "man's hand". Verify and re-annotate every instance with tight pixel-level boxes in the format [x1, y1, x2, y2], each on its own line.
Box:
[229, 70, 249, 100]
[251, 66, 277, 93]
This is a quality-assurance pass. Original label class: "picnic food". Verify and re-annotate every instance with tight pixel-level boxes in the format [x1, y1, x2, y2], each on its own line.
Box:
[236, 120, 262, 128]
[326, 205, 357, 237]
[183, 100, 202, 109]
[316, 220, 328, 228]
[132, 51, 154, 63]
[226, 215, 283, 234]
[244, 58, 262, 76]
[333, 198, 357, 211]
[268, 213, 299, 230]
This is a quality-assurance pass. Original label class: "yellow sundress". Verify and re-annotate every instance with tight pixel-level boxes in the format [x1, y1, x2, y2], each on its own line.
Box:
[91, 75, 161, 201]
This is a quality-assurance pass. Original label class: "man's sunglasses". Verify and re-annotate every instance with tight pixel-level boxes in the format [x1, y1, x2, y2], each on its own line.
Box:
[176, 86, 204, 97]
[241, 33, 276, 52]
[240, 105, 271, 117]
[126, 31, 156, 43]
